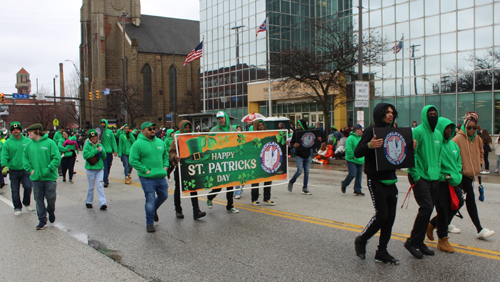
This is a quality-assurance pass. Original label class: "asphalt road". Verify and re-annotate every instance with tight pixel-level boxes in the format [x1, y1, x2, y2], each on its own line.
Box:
[0, 155, 499, 281]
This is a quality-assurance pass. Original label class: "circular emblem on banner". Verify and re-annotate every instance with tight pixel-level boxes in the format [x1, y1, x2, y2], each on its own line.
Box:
[383, 131, 407, 165]
[260, 142, 282, 173]
[301, 132, 316, 148]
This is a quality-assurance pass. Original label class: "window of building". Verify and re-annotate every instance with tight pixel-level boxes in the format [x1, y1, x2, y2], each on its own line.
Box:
[143, 64, 152, 111]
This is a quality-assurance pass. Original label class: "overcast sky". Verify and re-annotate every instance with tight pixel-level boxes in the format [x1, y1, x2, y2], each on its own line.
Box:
[0, 0, 200, 95]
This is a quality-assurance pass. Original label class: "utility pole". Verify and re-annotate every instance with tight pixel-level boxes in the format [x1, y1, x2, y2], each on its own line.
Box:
[120, 12, 128, 124]
[53, 75, 58, 121]
[358, 0, 362, 82]
[64, 59, 84, 128]
[409, 44, 421, 95]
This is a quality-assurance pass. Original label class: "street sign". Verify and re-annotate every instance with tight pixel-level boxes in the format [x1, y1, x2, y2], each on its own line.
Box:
[355, 81, 369, 101]
[53, 119, 59, 127]
[357, 110, 364, 128]
[354, 100, 369, 108]
[12, 93, 30, 99]
[104, 88, 110, 95]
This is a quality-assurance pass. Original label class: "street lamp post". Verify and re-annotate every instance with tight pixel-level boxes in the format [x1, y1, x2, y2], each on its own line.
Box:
[53, 75, 58, 125]
[64, 59, 85, 129]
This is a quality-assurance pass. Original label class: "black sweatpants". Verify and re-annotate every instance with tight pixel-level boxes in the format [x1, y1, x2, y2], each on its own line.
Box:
[207, 186, 234, 210]
[61, 157, 76, 181]
[430, 184, 464, 238]
[360, 178, 398, 251]
[450, 176, 482, 233]
[251, 181, 272, 202]
[409, 179, 439, 245]
[173, 167, 200, 213]
[484, 149, 490, 171]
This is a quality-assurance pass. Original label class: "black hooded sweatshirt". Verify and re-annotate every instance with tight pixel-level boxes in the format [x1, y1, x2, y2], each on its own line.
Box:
[290, 119, 311, 158]
[354, 103, 398, 182]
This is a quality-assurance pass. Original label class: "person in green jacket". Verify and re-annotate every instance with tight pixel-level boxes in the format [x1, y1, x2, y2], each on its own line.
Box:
[0, 135, 4, 188]
[83, 129, 108, 210]
[427, 117, 463, 253]
[164, 128, 175, 181]
[118, 124, 135, 184]
[100, 119, 118, 187]
[341, 124, 365, 196]
[58, 131, 78, 183]
[1, 121, 33, 216]
[23, 124, 61, 230]
[129, 122, 169, 233]
[405, 105, 442, 259]
[53, 126, 64, 176]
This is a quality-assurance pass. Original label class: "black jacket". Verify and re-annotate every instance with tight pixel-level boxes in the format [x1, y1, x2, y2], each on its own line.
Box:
[291, 119, 311, 158]
[354, 103, 398, 181]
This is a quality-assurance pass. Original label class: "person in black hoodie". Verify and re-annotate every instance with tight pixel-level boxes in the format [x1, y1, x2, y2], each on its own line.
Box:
[353, 103, 415, 264]
[287, 119, 321, 195]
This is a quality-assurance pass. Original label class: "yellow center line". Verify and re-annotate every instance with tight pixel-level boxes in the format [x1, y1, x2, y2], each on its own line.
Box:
[77, 170, 500, 261]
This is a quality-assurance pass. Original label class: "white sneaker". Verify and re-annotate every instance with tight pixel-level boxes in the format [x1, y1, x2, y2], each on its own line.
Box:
[24, 205, 33, 212]
[234, 195, 241, 199]
[448, 224, 461, 234]
[477, 228, 495, 239]
[480, 170, 489, 174]
[495, 169, 499, 173]
[168, 178, 172, 182]
[14, 210, 21, 216]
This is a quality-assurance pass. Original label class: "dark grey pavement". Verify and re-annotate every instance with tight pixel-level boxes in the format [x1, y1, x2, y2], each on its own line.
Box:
[0, 154, 499, 281]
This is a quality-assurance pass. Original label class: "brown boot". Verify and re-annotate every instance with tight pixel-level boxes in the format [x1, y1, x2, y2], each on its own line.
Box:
[426, 223, 435, 241]
[125, 176, 131, 185]
[128, 174, 132, 180]
[437, 237, 454, 253]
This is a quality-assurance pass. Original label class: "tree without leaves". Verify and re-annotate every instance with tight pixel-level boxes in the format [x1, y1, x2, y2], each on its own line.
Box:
[270, 18, 390, 134]
[177, 88, 202, 115]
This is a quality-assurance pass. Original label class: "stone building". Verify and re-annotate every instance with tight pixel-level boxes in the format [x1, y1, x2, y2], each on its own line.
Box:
[80, 0, 201, 129]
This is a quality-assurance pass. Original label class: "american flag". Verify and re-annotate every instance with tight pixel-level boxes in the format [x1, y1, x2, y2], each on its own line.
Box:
[392, 39, 403, 54]
[183, 41, 203, 66]
[256, 19, 267, 37]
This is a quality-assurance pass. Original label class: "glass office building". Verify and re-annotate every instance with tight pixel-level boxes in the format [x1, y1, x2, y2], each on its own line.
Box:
[351, 0, 500, 132]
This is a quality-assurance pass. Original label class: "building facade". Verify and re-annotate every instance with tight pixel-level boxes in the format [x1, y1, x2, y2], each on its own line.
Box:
[15, 68, 31, 94]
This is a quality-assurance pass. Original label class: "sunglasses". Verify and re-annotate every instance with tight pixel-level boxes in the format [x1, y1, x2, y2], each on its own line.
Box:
[147, 127, 156, 131]
[466, 126, 477, 130]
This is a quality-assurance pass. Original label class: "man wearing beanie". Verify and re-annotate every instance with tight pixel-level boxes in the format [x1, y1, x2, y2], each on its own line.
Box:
[129, 122, 169, 233]
[450, 111, 495, 239]
[1, 121, 32, 216]
[23, 124, 61, 230]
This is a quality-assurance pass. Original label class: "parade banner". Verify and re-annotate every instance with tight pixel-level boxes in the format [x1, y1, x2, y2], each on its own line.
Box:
[295, 129, 322, 150]
[373, 127, 415, 171]
[176, 130, 288, 197]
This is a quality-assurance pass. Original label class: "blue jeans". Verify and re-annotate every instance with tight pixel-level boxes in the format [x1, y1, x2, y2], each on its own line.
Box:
[139, 176, 169, 225]
[103, 153, 113, 184]
[32, 181, 56, 223]
[10, 170, 32, 210]
[121, 155, 133, 177]
[233, 185, 242, 196]
[289, 155, 311, 190]
[342, 161, 363, 193]
[86, 169, 107, 208]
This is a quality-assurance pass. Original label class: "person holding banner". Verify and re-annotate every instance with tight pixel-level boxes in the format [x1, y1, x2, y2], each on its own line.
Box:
[250, 119, 275, 206]
[341, 124, 365, 196]
[354, 103, 405, 264]
[206, 111, 239, 213]
[405, 105, 442, 259]
[426, 117, 463, 253]
[169, 120, 207, 220]
[130, 122, 169, 233]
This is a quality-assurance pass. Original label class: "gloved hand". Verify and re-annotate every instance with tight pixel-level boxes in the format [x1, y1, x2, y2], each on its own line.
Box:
[2, 166, 8, 176]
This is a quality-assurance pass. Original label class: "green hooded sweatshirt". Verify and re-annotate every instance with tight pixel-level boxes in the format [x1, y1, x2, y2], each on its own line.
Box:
[100, 119, 118, 154]
[23, 134, 61, 181]
[163, 129, 175, 153]
[119, 130, 136, 157]
[436, 117, 462, 187]
[58, 136, 77, 157]
[129, 133, 169, 179]
[1, 134, 31, 170]
[408, 105, 443, 182]
[53, 130, 63, 144]
[83, 138, 106, 170]
[210, 111, 236, 133]
[345, 131, 364, 165]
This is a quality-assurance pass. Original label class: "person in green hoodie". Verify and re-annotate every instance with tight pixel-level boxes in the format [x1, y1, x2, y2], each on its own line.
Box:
[129, 122, 169, 233]
[118, 125, 135, 185]
[23, 123, 61, 230]
[405, 105, 442, 259]
[426, 117, 462, 253]
[83, 129, 108, 210]
[53, 126, 64, 176]
[206, 111, 239, 213]
[164, 128, 175, 181]
[58, 131, 78, 183]
[100, 119, 118, 187]
[341, 124, 365, 196]
[0, 133, 5, 188]
[1, 121, 33, 216]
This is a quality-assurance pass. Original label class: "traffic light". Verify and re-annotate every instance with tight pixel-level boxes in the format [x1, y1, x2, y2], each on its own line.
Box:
[89, 91, 93, 101]
[96, 90, 100, 100]
[0, 93, 4, 102]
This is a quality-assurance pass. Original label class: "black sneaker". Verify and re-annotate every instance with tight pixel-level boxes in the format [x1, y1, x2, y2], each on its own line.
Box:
[354, 236, 366, 259]
[86, 203, 93, 209]
[176, 211, 184, 219]
[62, 178, 66, 182]
[154, 212, 159, 222]
[100, 205, 107, 211]
[354, 191, 365, 196]
[418, 243, 435, 256]
[341, 184, 346, 193]
[374, 250, 400, 265]
[193, 210, 206, 220]
[404, 238, 423, 259]
[49, 213, 55, 223]
[146, 225, 155, 233]
[103, 183, 109, 188]
[36, 221, 46, 230]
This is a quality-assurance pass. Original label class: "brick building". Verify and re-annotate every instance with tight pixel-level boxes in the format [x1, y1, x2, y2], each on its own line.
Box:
[80, 0, 201, 129]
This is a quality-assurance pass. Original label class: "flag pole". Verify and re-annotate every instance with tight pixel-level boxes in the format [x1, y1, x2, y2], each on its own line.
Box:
[402, 33, 404, 96]
[202, 35, 206, 113]
[266, 15, 272, 117]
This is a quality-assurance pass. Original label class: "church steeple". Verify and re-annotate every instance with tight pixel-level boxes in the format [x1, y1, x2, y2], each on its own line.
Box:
[15, 68, 31, 94]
